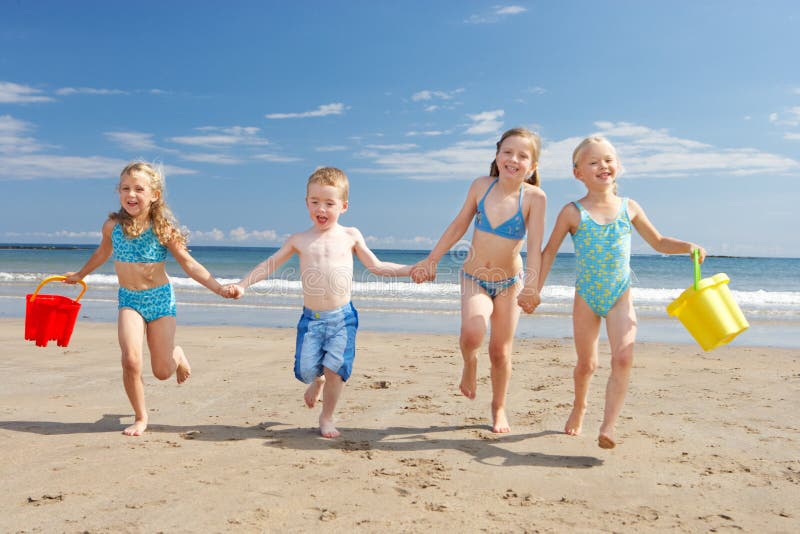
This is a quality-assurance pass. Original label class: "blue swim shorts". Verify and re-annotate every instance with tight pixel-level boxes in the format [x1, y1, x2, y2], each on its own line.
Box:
[294, 302, 359, 384]
[118, 283, 177, 323]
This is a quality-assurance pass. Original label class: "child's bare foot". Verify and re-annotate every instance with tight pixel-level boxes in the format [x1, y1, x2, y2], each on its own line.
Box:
[304, 377, 325, 408]
[175, 349, 191, 384]
[598, 424, 616, 449]
[319, 415, 340, 439]
[491, 406, 511, 433]
[123, 419, 147, 437]
[459, 356, 478, 399]
[564, 405, 586, 436]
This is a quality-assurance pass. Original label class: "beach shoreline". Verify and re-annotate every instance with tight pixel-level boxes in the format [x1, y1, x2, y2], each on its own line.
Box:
[2, 318, 798, 532]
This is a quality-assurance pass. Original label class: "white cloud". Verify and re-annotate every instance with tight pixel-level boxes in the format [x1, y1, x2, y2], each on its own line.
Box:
[228, 226, 280, 242]
[352, 119, 799, 182]
[315, 145, 348, 152]
[56, 87, 128, 96]
[0, 81, 54, 103]
[0, 116, 196, 180]
[541, 121, 800, 180]
[769, 107, 800, 127]
[2, 230, 102, 239]
[0, 154, 131, 180]
[365, 143, 418, 151]
[187, 228, 226, 241]
[783, 133, 800, 140]
[170, 126, 270, 147]
[496, 5, 527, 15]
[466, 109, 504, 135]
[180, 153, 241, 164]
[265, 103, 346, 119]
[252, 153, 303, 163]
[351, 137, 496, 181]
[411, 88, 464, 102]
[0, 115, 42, 154]
[105, 131, 161, 152]
[406, 130, 446, 137]
[465, 5, 527, 23]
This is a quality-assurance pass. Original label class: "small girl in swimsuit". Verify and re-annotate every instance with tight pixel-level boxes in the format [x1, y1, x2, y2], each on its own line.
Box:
[63, 162, 233, 436]
[412, 127, 547, 433]
[539, 136, 706, 449]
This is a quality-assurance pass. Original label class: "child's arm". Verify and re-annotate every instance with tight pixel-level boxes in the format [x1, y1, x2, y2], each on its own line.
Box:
[412, 178, 482, 282]
[629, 199, 707, 262]
[63, 219, 114, 283]
[538, 203, 580, 292]
[517, 188, 547, 314]
[168, 239, 227, 296]
[351, 228, 412, 277]
[236, 238, 298, 291]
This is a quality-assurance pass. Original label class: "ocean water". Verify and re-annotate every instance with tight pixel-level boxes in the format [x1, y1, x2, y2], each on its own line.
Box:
[2, 244, 799, 348]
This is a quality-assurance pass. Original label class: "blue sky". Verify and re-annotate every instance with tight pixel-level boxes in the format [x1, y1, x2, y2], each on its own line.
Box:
[1, 1, 798, 257]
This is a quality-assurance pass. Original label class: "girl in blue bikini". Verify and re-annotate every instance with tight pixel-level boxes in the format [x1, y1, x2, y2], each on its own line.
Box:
[413, 127, 547, 433]
[63, 162, 233, 436]
[539, 136, 706, 449]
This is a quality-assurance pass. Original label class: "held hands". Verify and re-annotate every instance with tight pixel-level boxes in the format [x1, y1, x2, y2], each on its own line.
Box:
[410, 258, 437, 284]
[220, 284, 245, 299]
[517, 284, 541, 314]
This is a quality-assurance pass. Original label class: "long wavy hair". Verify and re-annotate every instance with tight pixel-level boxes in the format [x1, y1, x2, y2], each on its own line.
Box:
[489, 127, 542, 186]
[109, 162, 187, 248]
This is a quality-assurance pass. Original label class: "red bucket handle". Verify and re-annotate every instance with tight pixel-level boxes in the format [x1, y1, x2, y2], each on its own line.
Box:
[30, 275, 87, 302]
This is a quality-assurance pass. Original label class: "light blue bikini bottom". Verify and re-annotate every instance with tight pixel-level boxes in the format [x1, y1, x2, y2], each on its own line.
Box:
[461, 270, 522, 299]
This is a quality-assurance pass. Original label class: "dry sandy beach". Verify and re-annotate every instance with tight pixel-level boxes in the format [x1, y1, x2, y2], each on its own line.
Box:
[1, 317, 798, 532]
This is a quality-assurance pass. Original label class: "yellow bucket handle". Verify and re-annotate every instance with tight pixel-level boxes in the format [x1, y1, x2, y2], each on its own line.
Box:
[692, 249, 701, 290]
[31, 275, 88, 302]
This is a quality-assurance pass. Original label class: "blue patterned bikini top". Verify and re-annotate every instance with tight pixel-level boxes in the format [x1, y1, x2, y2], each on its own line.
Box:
[112, 224, 167, 263]
[474, 178, 526, 240]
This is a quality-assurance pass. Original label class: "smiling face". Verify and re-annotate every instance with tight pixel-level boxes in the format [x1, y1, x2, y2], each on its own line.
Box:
[118, 170, 160, 221]
[573, 140, 620, 189]
[306, 182, 348, 230]
[495, 135, 538, 183]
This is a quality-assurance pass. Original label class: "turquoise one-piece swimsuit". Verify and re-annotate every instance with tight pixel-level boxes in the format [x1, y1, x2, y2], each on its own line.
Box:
[570, 198, 632, 317]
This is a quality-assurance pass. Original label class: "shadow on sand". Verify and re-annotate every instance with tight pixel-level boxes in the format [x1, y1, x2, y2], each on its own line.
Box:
[0, 415, 603, 469]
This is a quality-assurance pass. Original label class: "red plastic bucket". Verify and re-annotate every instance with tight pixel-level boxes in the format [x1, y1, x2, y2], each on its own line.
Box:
[24, 276, 87, 347]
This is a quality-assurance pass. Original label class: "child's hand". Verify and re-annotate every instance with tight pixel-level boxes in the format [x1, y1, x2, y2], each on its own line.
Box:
[411, 259, 436, 283]
[692, 245, 707, 264]
[61, 272, 82, 284]
[517, 285, 540, 314]
[222, 284, 244, 299]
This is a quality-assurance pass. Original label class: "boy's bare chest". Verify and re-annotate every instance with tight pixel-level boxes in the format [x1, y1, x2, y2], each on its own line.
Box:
[303, 238, 354, 265]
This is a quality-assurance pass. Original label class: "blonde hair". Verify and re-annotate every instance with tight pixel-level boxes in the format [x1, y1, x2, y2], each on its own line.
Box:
[110, 162, 187, 248]
[307, 166, 349, 201]
[572, 135, 620, 193]
[489, 127, 542, 186]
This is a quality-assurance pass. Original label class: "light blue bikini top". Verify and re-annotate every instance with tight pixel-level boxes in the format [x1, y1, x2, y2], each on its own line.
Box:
[474, 179, 526, 240]
[112, 224, 167, 263]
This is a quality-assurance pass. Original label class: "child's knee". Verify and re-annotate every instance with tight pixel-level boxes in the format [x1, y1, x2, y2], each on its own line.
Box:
[487, 342, 511, 365]
[611, 346, 634, 370]
[575, 359, 597, 377]
[120, 351, 143, 374]
[460, 327, 484, 351]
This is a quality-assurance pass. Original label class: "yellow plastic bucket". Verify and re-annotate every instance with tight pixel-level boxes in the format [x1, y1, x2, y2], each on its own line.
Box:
[666, 251, 748, 351]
